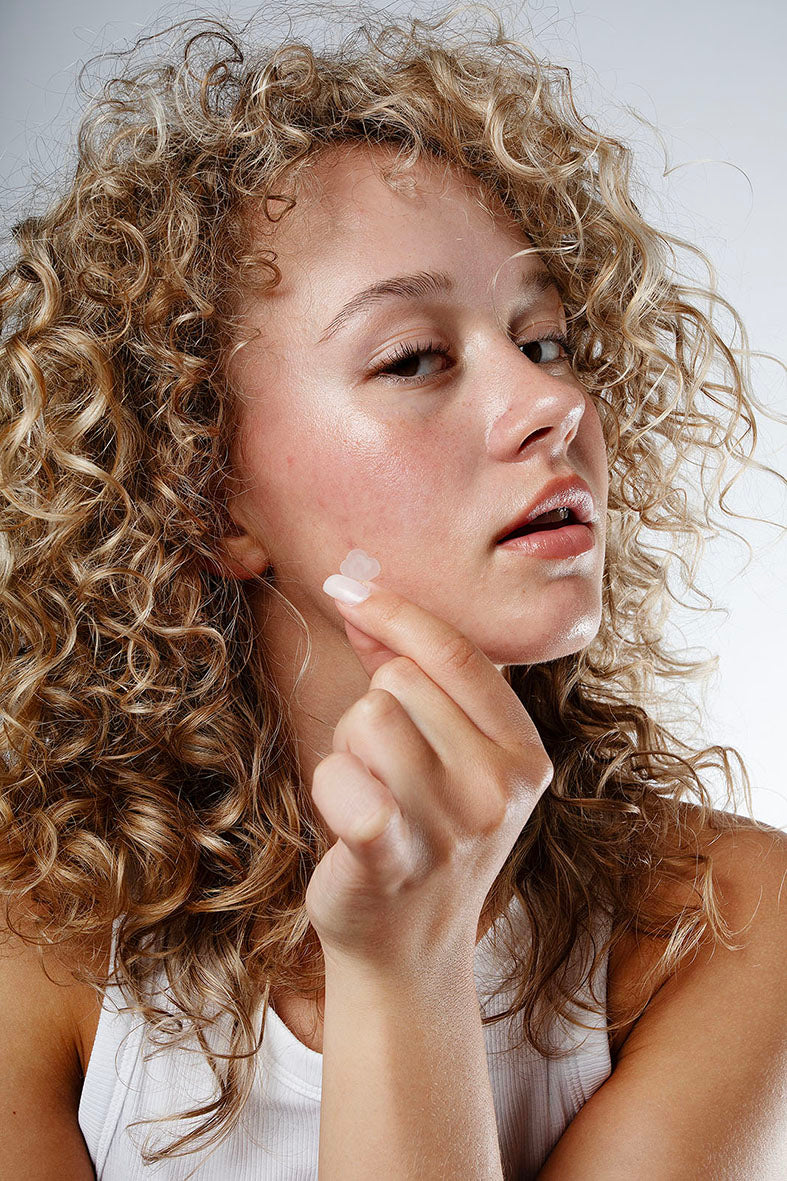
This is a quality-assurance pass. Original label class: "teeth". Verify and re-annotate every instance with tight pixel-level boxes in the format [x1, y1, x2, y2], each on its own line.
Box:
[499, 505, 574, 543]
[531, 506, 572, 525]
[498, 507, 574, 543]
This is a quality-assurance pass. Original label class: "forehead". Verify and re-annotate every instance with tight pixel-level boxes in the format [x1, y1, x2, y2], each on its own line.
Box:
[284, 141, 504, 234]
[245, 142, 535, 311]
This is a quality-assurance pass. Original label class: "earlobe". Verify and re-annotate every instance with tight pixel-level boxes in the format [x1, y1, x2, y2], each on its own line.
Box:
[211, 531, 271, 580]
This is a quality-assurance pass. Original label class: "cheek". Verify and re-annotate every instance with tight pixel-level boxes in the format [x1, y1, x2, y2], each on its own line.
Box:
[361, 421, 472, 536]
[311, 433, 452, 543]
[242, 424, 399, 545]
[242, 396, 464, 553]
[584, 392, 609, 452]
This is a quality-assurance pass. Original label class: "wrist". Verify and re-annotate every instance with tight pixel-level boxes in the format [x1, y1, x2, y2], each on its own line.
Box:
[322, 948, 479, 1016]
[319, 916, 480, 983]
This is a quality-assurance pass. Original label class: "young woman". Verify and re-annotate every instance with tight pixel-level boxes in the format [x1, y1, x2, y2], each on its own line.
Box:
[1, 6, 784, 1179]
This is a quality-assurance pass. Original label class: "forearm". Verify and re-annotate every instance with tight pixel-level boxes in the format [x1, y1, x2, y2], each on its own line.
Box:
[318, 958, 505, 1181]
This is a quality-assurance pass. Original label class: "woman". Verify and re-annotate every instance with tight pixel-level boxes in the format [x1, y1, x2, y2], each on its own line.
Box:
[0, 5, 784, 1179]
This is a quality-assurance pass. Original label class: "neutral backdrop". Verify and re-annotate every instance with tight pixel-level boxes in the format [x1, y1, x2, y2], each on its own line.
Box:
[2, 0, 785, 829]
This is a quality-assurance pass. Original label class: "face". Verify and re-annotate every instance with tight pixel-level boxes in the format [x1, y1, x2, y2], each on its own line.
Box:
[224, 142, 608, 672]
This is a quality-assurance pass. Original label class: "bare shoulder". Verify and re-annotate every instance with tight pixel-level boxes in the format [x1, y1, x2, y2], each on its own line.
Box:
[538, 805, 787, 1177]
[0, 909, 108, 1177]
[607, 803, 786, 1062]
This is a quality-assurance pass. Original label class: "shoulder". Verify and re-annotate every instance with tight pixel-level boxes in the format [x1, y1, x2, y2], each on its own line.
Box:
[670, 802, 786, 956]
[0, 909, 111, 1089]
[0, 911, 105, 1178]
[607, 803, 786, 1063]
[539, 807, 786, 1177]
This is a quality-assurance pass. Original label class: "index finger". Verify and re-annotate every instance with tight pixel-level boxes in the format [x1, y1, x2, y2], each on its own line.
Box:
[326, 577, 531, 748]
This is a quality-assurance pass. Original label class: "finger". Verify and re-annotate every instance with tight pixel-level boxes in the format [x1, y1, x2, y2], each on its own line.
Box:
[312, 749, 399, 842]
[341, 615, 401, 677]
[310, 750, 412, 875]
[335, 657, 508, 834]
[325, 578, 539, 754]
[332, 680, 458, 848]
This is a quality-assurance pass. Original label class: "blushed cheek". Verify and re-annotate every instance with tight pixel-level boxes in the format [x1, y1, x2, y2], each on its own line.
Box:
[244, 402, 462, 572]
[307, 442, 427, 554]
[335, 430, 458, 554]
[241, 427, 394, 564]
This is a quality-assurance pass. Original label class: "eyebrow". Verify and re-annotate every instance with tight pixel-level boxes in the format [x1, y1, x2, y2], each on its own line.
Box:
[316, 266, 561, 343]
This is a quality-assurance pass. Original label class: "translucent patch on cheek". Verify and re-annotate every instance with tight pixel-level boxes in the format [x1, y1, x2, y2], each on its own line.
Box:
[339, 549, 381, 581]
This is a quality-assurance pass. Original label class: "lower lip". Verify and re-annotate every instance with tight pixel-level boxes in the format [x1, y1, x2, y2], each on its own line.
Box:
[496, 522, 595, 558]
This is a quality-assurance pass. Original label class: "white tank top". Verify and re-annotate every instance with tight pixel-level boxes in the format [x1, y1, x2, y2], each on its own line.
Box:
[78, 895, 613, 1179]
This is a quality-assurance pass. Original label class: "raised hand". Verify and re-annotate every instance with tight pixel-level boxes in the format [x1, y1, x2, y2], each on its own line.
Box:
[307, 555, 554, 981]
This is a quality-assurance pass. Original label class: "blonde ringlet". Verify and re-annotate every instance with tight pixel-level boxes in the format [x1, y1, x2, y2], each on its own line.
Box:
[1, 2, 784, 1167]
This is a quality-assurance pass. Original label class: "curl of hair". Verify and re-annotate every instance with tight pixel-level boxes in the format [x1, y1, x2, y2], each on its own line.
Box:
[1, 1, 785, 1167]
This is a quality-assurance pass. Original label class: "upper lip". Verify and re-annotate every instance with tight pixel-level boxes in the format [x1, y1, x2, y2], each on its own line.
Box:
[495, 474, 597, 542]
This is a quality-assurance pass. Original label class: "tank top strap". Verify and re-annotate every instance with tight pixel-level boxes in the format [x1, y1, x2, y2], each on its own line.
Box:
[104, 913, 133, 1006]
[109, 913, 121, 969]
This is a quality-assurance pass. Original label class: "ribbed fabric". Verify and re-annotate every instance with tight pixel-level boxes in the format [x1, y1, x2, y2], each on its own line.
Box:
[78, 896, 612, 1180]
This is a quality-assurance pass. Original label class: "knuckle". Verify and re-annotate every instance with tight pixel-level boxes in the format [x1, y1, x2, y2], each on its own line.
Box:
[504, 751, 554, 797]
[332, 689, 403, 752]
[437, 632, 480, 675]
[357, 686, 402, 722]
[311, 753, 331, 783]
[312, 749, 345, 788]
[331, 723, 348, 753]
[539, 759, 555, 791]
[349, 804, 398, 846]
[331, 711, 354, 753]
[370, 655, 418, 692]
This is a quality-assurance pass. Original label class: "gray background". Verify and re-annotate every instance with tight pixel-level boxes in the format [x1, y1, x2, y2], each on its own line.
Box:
[2, 1, 785, 829]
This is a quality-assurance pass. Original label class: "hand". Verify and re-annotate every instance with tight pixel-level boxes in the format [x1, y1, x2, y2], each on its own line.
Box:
[305, 578, 554, 980]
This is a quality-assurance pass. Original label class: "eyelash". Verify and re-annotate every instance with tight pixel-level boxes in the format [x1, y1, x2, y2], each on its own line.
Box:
[370, 331, 575, 385]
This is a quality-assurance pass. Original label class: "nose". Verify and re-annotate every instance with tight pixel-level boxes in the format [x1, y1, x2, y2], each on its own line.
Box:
[486, 349, 587, 463]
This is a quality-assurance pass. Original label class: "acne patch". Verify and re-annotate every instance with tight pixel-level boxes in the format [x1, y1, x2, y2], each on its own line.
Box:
[339, 549, 381, 582]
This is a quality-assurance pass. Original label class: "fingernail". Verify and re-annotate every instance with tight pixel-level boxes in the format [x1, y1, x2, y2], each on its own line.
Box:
[322, 549, 382, 604]
[323, 574, 372, 604]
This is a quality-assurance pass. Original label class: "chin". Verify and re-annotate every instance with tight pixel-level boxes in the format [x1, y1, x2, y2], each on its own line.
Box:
[487, 608, 602, 668]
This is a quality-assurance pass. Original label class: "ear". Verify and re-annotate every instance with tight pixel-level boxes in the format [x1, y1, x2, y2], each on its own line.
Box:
[213, 528, 271, 580]
[204, 471, 271, 580]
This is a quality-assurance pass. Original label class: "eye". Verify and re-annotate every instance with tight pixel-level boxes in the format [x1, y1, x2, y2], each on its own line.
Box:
[519, 332, 574, 366]
[371, 338, 452, 383]
[371, 332, 574, 385]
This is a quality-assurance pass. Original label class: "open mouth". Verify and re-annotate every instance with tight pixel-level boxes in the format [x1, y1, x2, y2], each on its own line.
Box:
[497, 507, 579, 543]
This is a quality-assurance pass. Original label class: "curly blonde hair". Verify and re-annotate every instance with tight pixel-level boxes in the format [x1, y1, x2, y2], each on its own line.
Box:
[1, 1, 784, 1167]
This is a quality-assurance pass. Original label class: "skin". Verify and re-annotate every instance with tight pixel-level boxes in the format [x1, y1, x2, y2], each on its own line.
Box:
[222, 138, 609, 815]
